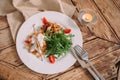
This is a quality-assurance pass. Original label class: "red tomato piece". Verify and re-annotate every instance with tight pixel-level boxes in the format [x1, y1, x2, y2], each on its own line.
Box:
[49, 55, 55, 64]
[64, 29, 71, 34]
[42, 17, 48, 25]
[24, 40, 30, 44]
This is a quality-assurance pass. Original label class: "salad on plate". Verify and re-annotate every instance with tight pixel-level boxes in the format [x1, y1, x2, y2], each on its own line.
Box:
[24, 17, 74, 64]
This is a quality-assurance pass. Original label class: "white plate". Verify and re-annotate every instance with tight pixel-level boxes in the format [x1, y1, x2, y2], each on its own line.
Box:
[16, 11, 83, 74]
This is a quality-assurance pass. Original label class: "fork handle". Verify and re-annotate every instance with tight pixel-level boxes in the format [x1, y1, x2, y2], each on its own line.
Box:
[87, 61, 105, 80]
[71, 48, 100, 80]
[87, 67, 100, 80]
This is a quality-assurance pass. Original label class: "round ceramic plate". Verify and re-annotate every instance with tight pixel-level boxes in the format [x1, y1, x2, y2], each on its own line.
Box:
[16, 11, 83, 74]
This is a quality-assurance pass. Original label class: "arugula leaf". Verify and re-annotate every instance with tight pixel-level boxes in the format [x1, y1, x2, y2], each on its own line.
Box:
[45, 29, 74, 58]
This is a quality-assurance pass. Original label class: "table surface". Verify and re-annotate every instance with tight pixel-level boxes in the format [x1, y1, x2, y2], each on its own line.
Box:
[0, 0, 120, 80]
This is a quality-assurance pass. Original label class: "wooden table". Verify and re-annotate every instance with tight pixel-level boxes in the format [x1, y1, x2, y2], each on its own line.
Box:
[0, 0, 120, 80]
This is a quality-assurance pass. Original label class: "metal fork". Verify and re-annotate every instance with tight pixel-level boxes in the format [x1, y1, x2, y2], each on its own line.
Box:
[71, 47, 100, 80]
[74, 45, 105, 80]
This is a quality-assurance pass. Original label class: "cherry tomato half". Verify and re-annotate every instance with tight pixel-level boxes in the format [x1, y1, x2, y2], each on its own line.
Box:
[42, 17, 48, 25]
[64, 29, 71, 34]
[49, 55, 55, 64]
[24, 40, 30, 44]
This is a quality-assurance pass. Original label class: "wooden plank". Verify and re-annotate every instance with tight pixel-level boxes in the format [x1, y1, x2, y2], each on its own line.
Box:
[112, 0, 120, 10]
[0, 28, 14, 50]
[0, 61, 46, 80]
[83, 38, 120, 60]
[72, 0, 120, 43]
[93, 0, 120, 42]
[0, 28, 14, 49]
[0, 16, 8, 30]
[118, 67, 120, 80]
[116, 60, 120, 80]
[0, 46, 22, 66]
[51, 48, 120, 80]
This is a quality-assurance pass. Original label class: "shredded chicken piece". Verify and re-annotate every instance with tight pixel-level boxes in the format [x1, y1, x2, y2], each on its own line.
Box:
[25, 22, 62, 59]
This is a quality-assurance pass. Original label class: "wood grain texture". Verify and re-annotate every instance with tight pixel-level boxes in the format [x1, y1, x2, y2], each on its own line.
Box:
[93, 0, 120, 43]
[0, 46, 22, 66]
[83, 38, 120, 60]
[118, 67, 120, 80]
[0, 0, 119, 80]
[0, 16, 8, 30]
[72, 0, 120, 43]
[0, 28, 14, 50]
[112, 0, 120, 10]
[0, 61, 46, 80]
[116, 60, 120, 80]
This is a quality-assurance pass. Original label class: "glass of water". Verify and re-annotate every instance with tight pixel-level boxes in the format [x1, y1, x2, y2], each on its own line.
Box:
[78, 9, 98, 26]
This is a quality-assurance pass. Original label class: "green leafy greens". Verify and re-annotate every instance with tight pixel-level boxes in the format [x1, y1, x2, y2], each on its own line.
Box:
[45, 29, 74, 58]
